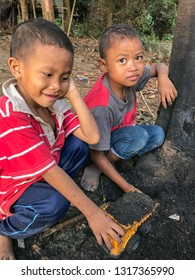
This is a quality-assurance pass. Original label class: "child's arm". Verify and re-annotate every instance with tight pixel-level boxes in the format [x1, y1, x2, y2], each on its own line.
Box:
[150, 63, 178, 109]
[42, 164, 124, 250]
[65, 78, 100, 144]
[90, 149, 142, 193]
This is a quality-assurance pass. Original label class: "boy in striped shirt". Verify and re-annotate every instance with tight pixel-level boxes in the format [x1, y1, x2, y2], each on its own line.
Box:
[0, 19, 124, 259]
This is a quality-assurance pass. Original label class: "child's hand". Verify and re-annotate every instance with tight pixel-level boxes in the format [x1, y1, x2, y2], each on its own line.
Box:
[126, 183, 143, 193]
[121, 182, 142, 193]
[86, 208, 125, 251]
[158, 76, 178, 109]
[63, 77, 79, 100]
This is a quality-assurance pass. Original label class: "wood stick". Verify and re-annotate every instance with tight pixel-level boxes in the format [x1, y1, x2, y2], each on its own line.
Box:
[67, 0, 76, 37]
[139, 90, 157, 118]
[41, 213, 84, 239]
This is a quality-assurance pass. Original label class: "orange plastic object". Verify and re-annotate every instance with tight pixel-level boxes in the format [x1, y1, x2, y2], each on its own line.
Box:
[103, 203, 159, 256]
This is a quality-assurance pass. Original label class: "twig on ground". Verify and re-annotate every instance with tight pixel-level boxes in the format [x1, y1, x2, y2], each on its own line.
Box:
[90, 35, 98, 43]
[41, 213, 84, 239]
[139, 90, 157, 119]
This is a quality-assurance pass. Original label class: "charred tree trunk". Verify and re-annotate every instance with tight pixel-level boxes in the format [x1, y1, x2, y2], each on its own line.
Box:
[157, 0, 195, 156]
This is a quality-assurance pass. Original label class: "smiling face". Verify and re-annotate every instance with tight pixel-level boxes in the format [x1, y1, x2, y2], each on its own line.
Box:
[8, 43, 73, 110]
[99, 37, 145, 98]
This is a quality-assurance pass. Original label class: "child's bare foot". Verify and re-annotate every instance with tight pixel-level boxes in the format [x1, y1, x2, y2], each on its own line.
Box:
[81, 164, 102, 192]
[0, 235, 15, 260]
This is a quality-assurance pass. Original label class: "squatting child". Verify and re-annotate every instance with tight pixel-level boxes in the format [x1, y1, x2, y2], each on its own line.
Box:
[81, 23, 178, 193]
[0, 19, 125, 260]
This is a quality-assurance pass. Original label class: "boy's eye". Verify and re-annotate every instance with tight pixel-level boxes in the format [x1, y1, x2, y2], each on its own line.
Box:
[136, 55, 143, 61]
[44, 73, 52, 77]
[119, 58, 126, 64]
[61, 76, 69, 82]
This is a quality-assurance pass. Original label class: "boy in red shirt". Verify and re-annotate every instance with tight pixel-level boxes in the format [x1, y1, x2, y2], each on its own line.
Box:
[81, 23, 178, 193]
[0, 19, 125, 259]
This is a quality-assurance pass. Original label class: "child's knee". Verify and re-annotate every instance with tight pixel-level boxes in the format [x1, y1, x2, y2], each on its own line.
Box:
[2, 193, 70, 238]
[112, 131, 149, 159]
[45, 193, 70, 221]
[153, 125, 165, 146]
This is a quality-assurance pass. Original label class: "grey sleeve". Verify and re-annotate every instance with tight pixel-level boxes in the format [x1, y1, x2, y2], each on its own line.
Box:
[89, 106, 112, 151]
[135, 66, 152, 91]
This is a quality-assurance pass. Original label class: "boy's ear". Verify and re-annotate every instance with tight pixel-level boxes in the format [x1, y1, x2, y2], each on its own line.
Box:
[8, 57, 22, 79]
[98, 57, 108, 73]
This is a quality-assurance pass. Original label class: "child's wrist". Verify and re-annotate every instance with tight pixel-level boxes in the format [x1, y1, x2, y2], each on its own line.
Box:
[158, 73, 169, 81]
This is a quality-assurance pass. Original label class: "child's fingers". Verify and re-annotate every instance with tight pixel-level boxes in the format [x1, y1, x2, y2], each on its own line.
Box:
[94, 232, 103, 246]
[166, 95, 173, 106]
[102, 230, 122, 251]
[111, 223, 125, 239]
[65, 77, 79, 99]
[159, 87, 178, 109]
[173, 88, 178, 98]
[94, 231, 113, 251]
[159, 95, 167, 109]
[94, 224, 124, 251]
[127, 185, 142, 194]
[169, 89, 177, 101]
[102, 233, 113, 251]
[134, 187, 143, 193]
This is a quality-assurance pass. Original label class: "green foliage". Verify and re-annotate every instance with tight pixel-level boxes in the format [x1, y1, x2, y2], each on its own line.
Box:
[148, 0, 178, 39]
[54, 17, 62, 27]
[70, 0, 178, 48]
[72, 22, 86, 37]
[83, 0, 109, 38]
[162, 34, 174, 41]
[137, 10, 154, 34]
[72, 0, 92, 21]
[142, 34, 159, 52]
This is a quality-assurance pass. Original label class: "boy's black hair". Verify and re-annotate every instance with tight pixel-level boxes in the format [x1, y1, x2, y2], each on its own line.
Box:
[99, 23, 142, 59]
[10, 18, 74, 60]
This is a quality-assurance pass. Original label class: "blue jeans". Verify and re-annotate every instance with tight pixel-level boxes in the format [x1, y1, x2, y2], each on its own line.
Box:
[0, 135, 89, 239]
[110, 124, 165, 159]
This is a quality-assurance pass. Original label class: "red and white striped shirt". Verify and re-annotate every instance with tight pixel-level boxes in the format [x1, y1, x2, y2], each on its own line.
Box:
[0, 79, 80, 220]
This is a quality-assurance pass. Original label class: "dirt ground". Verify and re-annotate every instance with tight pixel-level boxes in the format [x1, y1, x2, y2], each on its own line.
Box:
[1, 34, 195, 260]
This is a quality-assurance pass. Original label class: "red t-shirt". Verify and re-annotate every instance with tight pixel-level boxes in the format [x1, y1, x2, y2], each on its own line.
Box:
[0, 79, 80, 219]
